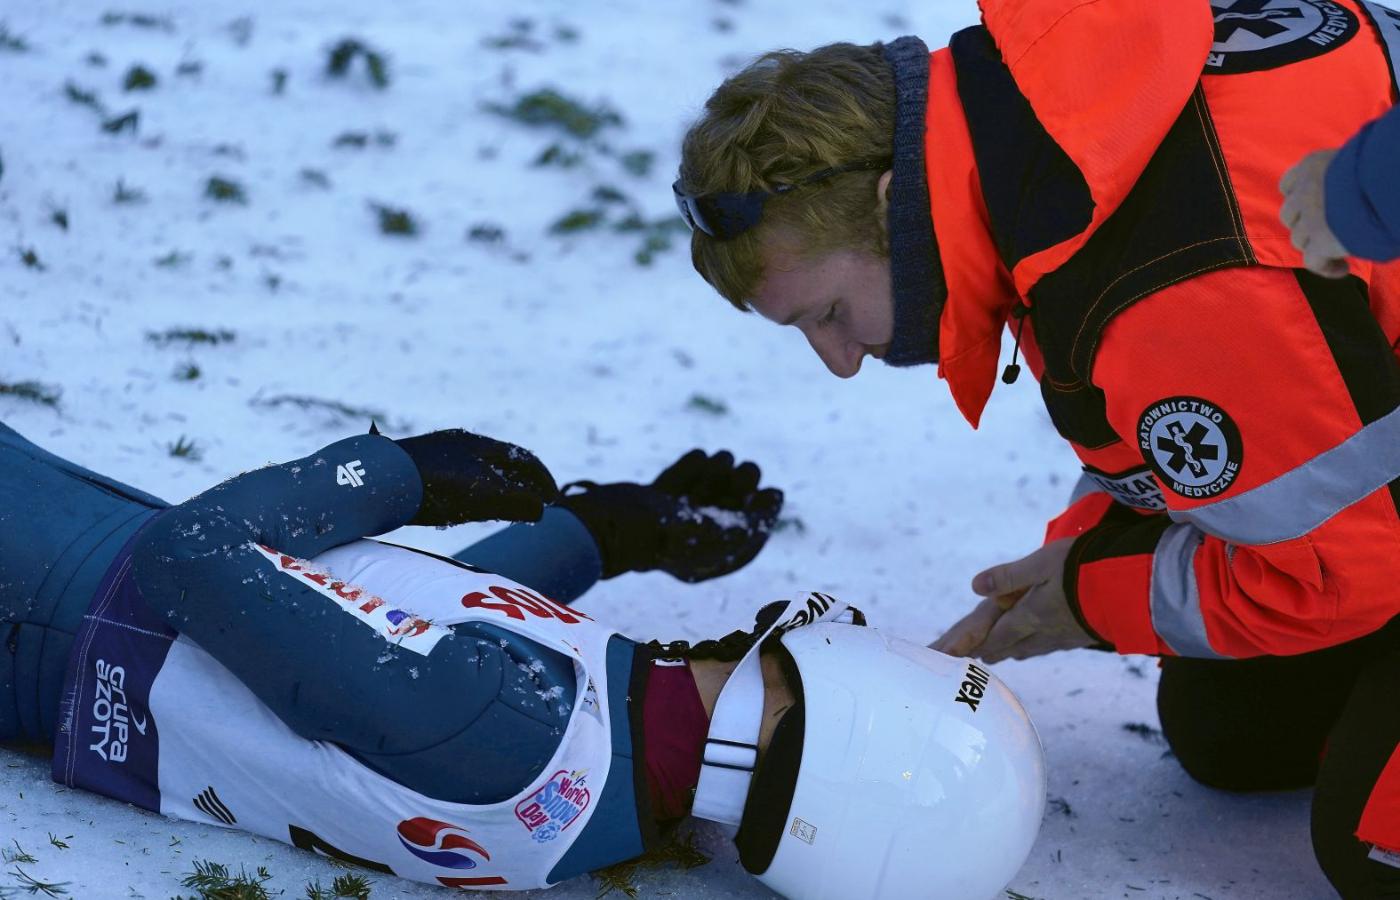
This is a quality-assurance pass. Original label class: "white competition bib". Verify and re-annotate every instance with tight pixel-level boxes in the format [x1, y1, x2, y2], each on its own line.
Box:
[57, 539, 623, 890]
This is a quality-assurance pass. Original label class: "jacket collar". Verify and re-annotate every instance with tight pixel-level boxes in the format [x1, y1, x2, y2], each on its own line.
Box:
[880, 36, 947, 369]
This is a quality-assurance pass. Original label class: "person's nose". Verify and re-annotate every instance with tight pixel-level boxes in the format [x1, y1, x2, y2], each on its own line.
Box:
[807, 331, 864, 379]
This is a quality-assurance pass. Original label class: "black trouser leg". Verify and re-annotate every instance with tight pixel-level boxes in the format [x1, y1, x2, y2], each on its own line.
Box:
[1157, 619, 1400, 792]
[1312, 648, 1400, 899]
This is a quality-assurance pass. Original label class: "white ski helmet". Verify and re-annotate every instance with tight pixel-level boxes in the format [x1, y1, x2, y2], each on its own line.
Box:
[691, 593, 1046, 900]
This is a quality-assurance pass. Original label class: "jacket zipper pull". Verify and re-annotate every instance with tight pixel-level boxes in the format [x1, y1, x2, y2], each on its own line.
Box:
[1001, 303, 1031, 385]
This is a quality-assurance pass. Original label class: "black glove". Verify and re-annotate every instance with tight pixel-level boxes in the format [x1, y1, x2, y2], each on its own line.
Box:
[558, 449, 783, 582]
[393, 429, 559, 527]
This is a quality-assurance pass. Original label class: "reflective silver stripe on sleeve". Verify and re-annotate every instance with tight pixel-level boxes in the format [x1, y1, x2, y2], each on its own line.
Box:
[1069, 472, 1102, 504]
[1360, 1, 1400, 94]
[1169, 404, 1400, 545]
[1150, 523, 1225, 659]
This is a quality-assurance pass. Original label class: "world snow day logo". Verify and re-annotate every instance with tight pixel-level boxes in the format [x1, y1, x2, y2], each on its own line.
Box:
[1207, 0, 1359, 74]
[397, 817, 491, 869]
[515, 769, 591, 843]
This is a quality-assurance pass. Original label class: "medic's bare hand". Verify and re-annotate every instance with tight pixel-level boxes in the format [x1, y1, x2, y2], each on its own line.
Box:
[929, 590, 1023, 658]
[394, 429, 559, 526]
[931, 539, 1095, 663]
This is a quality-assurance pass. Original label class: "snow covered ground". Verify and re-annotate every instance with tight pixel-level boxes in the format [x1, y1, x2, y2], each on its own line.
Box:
[0, 1, 1334, 897]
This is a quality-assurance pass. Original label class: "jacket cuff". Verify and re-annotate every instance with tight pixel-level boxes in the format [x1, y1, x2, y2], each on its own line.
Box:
[1064, 522, 1168, 656]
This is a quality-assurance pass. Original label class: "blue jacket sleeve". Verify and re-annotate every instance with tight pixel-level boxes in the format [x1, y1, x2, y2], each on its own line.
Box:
[1326, 105, 1400, 262]
[130, 432, 424, 672]
[452, 507, 603, 604]
[140, 433, 424, 573]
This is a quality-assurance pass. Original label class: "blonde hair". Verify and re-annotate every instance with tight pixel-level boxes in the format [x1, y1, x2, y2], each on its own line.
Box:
[678, 43, 895, 310]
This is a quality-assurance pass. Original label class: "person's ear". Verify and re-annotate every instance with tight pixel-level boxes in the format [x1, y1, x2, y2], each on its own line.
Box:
[875, 169, 894, 233]
[876, 170, 893, 208]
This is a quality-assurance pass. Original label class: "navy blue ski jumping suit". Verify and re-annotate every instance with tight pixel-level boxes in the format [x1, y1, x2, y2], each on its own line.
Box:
[0, 421, 652, 879]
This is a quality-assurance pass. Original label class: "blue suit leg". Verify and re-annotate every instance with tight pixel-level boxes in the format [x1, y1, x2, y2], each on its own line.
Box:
[0, 422, 164, 743]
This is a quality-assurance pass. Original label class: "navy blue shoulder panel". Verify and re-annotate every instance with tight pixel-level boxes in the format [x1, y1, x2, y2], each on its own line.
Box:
[547, 635, 655, 882]
[948, 25, 1094, 271]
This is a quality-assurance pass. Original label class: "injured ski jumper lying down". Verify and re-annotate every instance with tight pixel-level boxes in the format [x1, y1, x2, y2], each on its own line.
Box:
[672, 1, 1400, 895]
[0, 421, 1046, 900]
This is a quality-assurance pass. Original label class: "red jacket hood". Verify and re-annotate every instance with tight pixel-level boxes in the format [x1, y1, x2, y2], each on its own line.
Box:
[926, 1, 1217, 426]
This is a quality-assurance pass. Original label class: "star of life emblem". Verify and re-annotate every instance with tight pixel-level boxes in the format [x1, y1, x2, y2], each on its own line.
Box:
[1138, 397, 1244, 500]
[1207, 0, 1359, 74]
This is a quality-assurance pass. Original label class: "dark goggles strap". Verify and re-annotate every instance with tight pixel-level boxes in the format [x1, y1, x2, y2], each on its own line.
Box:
[673, 159, 889, 240]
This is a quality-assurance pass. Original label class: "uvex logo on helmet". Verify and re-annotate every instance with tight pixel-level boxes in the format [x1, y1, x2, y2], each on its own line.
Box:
[954, 662, 991, 712]
[396, 818, 490, 869]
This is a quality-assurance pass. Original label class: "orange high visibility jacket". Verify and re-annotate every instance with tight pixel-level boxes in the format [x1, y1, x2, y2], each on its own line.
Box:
[920, 0, 1400, 663]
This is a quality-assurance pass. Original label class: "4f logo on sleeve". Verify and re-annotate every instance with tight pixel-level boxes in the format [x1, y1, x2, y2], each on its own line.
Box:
[336, 459, 366, 487]
[1207, 0, 1358, 74]
[1138, 397, 1243, 500]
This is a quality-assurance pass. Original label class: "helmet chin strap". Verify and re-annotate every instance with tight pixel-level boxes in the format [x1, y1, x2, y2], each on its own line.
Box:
[691, 592, 857, 825]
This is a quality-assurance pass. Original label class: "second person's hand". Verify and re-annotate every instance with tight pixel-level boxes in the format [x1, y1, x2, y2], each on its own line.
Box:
[1280, 148, 1351, 279]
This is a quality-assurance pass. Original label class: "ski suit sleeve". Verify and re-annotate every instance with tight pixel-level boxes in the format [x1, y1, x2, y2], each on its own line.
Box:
[129, 434, 577, 804]
[1064, 265, 1400, 658]
[141, 433, 425, 567]
[1327, 105, 1400, 262]
[452, 507, 603, 604]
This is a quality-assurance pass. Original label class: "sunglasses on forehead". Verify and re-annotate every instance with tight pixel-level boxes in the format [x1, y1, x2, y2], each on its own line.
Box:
[673, 160, 890, 241]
